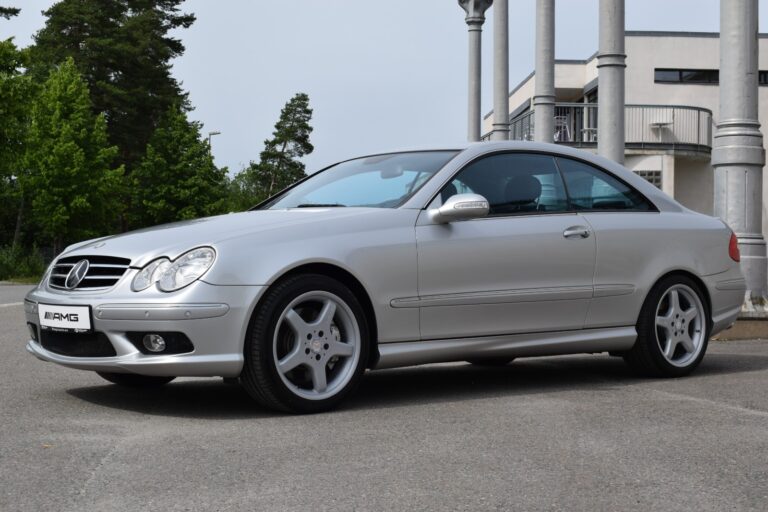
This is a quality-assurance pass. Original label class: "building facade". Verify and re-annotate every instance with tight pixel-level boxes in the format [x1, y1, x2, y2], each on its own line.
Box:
[483, 31, 768, 242]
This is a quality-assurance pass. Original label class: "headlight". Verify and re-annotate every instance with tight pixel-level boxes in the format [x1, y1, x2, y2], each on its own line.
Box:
[157, 247, 216, 292]
[131, 258, 172, 291]
[131, 247, 216, 292]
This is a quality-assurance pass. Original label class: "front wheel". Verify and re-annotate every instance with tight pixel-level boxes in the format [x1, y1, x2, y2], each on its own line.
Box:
[624, 275, 710, 377]
[97, 372, 175, 387]
[240, 274, 369, 414]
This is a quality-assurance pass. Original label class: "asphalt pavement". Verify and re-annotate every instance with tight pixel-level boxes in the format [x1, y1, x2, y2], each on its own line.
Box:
[1, 284, 767, 511]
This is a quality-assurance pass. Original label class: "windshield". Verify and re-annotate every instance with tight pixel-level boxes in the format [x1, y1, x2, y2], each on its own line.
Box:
[261, 151, 459, 209]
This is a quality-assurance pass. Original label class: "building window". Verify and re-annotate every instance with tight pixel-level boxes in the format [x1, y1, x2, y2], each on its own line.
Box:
[655, 69, 718, 84]
[634, 170, 662, 189]
[655, 68, 768, 86]
[654, 69, 683, 83]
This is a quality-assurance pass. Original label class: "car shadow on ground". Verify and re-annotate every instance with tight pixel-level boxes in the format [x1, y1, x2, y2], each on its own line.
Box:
[65, 351, 768, 419]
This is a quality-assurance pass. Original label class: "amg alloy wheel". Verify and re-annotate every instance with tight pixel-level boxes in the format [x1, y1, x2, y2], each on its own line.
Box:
[654, 284, 706, 367]
[240, 274, 369, 413]
[624, 275, 710, 377]
[272, 290, 361, 400]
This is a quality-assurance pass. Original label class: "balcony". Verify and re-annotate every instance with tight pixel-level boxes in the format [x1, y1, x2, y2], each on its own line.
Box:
[487, 103, 713, 153]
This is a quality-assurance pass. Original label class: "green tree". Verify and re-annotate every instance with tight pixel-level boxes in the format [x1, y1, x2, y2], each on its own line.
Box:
[130, 104, 228, 227]
[0, 39, 34, 247]
[227, 174, 254, 212]
[233, 93, 314, 208]
[30, 0, 194, 175]
[0, 6, 19, 19]
[25, 58, 122, 253]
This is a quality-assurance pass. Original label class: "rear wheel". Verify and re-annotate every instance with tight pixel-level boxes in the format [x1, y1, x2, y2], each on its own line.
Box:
[97, 372, 175, 387]
[240, 274, 369, 414]
[624, 275, 709, 377]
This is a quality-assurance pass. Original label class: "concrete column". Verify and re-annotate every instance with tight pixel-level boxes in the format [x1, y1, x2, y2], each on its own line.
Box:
[533, 0, 555, 143]
[490, 0, 509, 141]
[661, 154, 675, 198]
[597, 0, 626, 163]
[712, 0, 767, 316]
[459, 0, 493, 142]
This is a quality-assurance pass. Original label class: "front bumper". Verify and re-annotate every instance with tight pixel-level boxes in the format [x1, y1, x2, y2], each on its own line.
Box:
[24, 280, 266, 377]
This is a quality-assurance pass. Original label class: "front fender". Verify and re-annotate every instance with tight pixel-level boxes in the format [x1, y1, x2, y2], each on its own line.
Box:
[203, 209, 422, 343]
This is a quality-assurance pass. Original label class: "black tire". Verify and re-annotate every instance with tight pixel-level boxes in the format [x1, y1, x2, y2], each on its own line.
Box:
[623, 274, 710, 377]
[239, 274, 370, 414]
[466, 357, 515, 367]
[97, 372, 175, 387]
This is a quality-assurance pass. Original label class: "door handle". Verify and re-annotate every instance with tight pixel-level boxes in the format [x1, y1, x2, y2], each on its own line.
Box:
[563, 226, 591, 239]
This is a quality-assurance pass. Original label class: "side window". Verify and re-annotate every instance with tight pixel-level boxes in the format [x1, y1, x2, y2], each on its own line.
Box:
[556, 157, 654, 211]
[440, 153, 569, 215]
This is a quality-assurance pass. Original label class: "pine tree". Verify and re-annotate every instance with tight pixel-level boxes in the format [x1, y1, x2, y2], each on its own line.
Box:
[234, 93, 314, 207]
[0, 6, 19, 19]
[30, 0, 194, 174]
[130, 104, 228, 227]
[25, 58, 123, 253]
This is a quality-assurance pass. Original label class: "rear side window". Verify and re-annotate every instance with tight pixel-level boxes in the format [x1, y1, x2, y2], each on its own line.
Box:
[556, 157, 654, 211]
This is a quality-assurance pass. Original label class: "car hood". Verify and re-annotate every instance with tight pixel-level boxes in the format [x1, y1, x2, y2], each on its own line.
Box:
[62, 208, 400, 267]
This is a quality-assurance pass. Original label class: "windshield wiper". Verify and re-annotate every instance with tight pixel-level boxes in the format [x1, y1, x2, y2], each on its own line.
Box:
[295, 203, 347, 208]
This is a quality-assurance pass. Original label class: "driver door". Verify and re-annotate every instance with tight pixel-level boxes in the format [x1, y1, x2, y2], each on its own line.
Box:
[415, 152, 596, 340]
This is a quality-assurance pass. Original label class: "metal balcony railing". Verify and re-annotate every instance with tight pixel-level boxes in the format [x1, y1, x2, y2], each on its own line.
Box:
[486, 103, 713, 152]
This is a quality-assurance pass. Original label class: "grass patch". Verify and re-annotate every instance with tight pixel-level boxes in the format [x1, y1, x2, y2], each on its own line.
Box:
[3, 276, 42, 284]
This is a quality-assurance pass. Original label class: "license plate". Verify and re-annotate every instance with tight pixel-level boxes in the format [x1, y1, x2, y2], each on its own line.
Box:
[38, 304, 92, 332]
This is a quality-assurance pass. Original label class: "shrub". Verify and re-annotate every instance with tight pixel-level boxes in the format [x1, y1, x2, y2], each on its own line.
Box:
[0, 246, 46, 281]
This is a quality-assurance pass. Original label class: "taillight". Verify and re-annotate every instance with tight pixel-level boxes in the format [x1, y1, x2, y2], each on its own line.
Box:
[729, 232, 740, 262]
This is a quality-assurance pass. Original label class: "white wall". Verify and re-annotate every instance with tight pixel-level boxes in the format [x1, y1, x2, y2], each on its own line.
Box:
[625, 34, 768, 239]
[674, 157, 714, 215]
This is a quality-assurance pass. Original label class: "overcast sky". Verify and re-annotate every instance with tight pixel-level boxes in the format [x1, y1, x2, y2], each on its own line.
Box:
[3, 0, 766, 173]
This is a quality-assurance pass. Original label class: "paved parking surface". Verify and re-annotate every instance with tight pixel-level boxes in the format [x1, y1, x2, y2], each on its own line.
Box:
[1, 285, 767, 511]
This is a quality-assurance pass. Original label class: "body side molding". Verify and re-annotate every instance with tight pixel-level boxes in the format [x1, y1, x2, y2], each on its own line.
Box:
[593, 284, 636, 297]
[375, 326, 637, 369]
[390, 285, 593, 308]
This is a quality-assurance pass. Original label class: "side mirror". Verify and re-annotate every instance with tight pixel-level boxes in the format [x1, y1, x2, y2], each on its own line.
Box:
[428, 193, 490, 224]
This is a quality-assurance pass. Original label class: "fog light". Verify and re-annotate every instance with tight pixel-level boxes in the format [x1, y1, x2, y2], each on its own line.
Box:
[27, 323, 38, 341]
[142, 334, 166, 353]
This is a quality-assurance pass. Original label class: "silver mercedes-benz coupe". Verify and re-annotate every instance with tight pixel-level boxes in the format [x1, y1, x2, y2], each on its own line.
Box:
[24, 141, 746, 413]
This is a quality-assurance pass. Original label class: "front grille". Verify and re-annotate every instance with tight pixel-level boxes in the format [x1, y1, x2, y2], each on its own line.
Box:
[40, 330, 117, 357]
[49, 255, 131, 291]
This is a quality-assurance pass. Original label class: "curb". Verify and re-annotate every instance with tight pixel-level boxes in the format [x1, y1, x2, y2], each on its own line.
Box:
[714, 319, 768, 341]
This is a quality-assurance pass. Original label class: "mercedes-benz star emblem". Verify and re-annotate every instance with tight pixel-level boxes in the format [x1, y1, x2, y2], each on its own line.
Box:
[65, 259, 90, 290]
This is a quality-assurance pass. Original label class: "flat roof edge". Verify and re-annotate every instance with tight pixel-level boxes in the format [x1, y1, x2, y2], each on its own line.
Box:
[627, 30, 768, 38]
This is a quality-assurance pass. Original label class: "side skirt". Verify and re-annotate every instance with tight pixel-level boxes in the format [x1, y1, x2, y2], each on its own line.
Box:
[374, 326, 637, 370]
